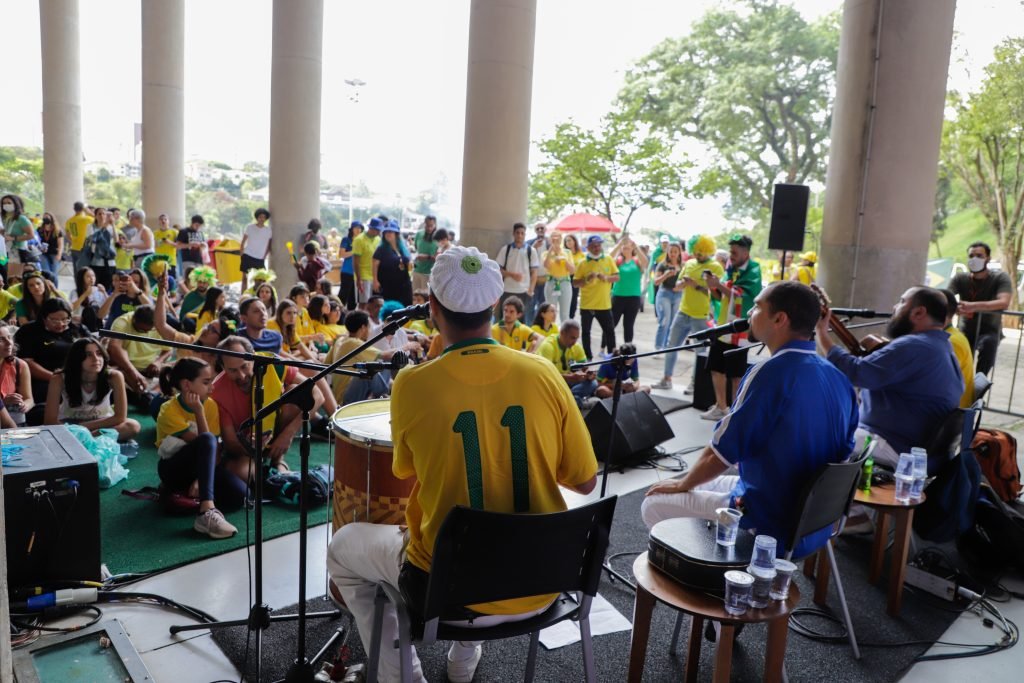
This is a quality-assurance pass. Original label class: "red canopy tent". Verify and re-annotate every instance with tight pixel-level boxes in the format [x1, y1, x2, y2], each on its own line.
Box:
[550, 213, 622, 233]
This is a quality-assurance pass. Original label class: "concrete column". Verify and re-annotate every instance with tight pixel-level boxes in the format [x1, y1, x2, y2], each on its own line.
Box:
[459, 0, 537, 258]
[141, 0, 185, 229]
[39, 0, 83, 228]
[268, 0, 323, 287]
[819, 0, 956, 310]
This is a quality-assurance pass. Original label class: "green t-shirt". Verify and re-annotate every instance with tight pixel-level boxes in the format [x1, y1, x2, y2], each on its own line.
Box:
[413, 230, 438, 275]
[180, 290, 206, 317]
[5, 215, 33, 250]
[611, 258, 643, 297]
[716, 259, 763, 323]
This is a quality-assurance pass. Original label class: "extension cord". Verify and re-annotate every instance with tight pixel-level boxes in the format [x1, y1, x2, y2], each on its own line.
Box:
[904, 564, 958, 601]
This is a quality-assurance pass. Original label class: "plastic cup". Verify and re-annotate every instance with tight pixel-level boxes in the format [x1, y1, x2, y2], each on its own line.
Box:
[746, 564, 776, 608]
[894, 473, 914, 504]
[752, 535, 778, 570]
[895, 452, 915, 477]
[910, 448, 928, 500]
[770, 559, 798, 600]
[723, 571, 754, 616]
[715, 507, 743, 547]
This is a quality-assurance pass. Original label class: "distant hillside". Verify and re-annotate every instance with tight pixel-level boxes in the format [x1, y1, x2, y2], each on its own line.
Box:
[930, 206, 996, 262]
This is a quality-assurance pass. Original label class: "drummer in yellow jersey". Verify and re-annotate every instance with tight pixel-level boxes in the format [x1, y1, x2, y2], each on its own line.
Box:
[327, 245, 598, 683]
[491, 295, 541, 352]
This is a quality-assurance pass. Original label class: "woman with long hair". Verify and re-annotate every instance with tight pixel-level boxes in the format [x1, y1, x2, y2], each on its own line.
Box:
[372, 223, 413, 306]
[653, 241, 684, 349]
[543, 232, 576, 324]
[338, 221, 363, 311]
[609, 235, 649, 344]
[531, 302, 560, 338]
[268, 299, 318, 361]
[194, 286, 226, 333]
[307, 294, 346, 344]
[255, 281, 277, 313]
[0, 194, 30, 280]
[16, 270, 57, 325]
[72, 266, 107, 332]
[36, 212, 64, 278]
[0, 323, 33, 426]
[44, 337, 140, 441]
[86, 207, 118, 291]
[563, 233, 585, 318]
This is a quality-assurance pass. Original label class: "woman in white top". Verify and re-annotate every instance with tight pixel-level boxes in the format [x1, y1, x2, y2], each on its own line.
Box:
[124, 209, 155, 268]
[44, 338, 140, 441]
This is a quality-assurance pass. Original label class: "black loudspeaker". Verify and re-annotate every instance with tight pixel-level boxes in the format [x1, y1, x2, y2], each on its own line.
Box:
[767, 183, 810, 252]
[585, 391, 674, 465]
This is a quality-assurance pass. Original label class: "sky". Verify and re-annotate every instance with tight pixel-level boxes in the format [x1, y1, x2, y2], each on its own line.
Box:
[2, 0, 1021, 239]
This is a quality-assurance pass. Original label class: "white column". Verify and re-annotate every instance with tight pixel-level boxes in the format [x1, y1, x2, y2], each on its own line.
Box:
[268, 0, 324, 287]
[819, 0, 956, 310]
[459, 0, 537, 257]
[141, 0, 185, 229]
[39, 0, 83, 228]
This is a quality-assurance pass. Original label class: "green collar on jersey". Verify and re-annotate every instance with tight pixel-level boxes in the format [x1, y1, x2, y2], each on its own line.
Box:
[442, 337, 499, 356]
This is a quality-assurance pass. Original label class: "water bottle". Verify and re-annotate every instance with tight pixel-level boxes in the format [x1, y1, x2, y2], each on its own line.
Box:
[120, 439, 140, 460]
[910, 446, 928, 500]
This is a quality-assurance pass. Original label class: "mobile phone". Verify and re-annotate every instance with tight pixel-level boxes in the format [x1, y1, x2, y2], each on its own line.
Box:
[702, 270, 712, 278]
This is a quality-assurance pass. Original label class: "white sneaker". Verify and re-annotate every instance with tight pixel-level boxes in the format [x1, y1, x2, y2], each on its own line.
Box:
[652, 378, 673, 390]
[683, 381, 695, 395]
[699, 406, 728, 421]
[194, 508, 237, 539]
[447, 643, 482, 683]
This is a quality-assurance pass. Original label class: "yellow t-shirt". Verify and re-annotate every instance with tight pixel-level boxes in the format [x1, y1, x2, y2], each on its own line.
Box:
[946, 325, 975, 408]
[313, 320, 347, 343]
[0, 290, 18, 320]
[351, 233, 381, 280]
[391, 339, 598, 614]
[679, 258, 725, 319]
[295, 308, 316, 339]
[114, 230, 133, 270]
[325, 336, 380, 404]
[154, 227, 179, 260]
[570, 251, 586, 267]
[156, 395, 222, 447]
[111, 312, 164, 370]
[574, 255, 618, 311]
[195, 310, 216, 333]
[543, 251, 573, 279]
[536, 334, 587, 373]
[491, 322, 536, 350]
[408, 319, 438, 337]
[64, 214, 94, 251]
[531, 323, 559, 339]
[795, 264, 816, 285]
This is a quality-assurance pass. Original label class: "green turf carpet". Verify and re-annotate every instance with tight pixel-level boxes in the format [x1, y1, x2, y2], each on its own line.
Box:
[99, 410, 335, 575]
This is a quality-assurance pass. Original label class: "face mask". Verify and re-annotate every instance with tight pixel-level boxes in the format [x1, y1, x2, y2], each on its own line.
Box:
[1, 204, 13, 213]
[968, 256, 987, 273]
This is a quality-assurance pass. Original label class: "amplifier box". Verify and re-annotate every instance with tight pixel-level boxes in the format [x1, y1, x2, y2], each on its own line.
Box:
[2, 425, 101, 589]
[648, 517, 753, 594]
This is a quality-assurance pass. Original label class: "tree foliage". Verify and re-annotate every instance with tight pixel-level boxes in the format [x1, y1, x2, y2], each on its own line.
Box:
[943, 38, 1024, 306]
[619, 0, 838, 218]
[528, 107, 689, 230]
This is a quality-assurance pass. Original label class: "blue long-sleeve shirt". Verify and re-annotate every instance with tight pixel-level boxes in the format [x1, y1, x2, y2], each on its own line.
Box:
[826, 329, 963, 455]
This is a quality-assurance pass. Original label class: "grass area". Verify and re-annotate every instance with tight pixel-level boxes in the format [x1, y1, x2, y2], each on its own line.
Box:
[930, 206, 994, 261]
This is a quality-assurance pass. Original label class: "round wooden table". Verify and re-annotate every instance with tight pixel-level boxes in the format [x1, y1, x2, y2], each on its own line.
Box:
[628, 552, 800, 683]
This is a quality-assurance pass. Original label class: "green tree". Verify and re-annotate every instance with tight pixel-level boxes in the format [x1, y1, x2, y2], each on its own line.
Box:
[0, 147, 44, 211]
[619, 0, 838, 218]
[528, 107, 689, 230]
[943, 38, 1024, 307]
[932, 170, 952, 257]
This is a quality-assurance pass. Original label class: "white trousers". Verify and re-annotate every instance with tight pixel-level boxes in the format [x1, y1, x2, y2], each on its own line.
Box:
[326, 523, 543, 683]
[639, 475, 739, 529]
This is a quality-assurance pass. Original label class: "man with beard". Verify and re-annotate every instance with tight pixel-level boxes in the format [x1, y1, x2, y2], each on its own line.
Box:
[817, 286, 963, 470]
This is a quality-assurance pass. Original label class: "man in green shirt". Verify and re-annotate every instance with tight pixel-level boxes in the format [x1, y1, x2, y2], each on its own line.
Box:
[701, 234, 762, 421]
[412, 215, 438, 292]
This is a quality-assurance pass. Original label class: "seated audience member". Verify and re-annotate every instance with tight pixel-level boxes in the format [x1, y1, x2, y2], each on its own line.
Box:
[325, 310, 414, 405]
[193, 286, 225, 333]
[295, 241, 332, 292]
[0, 323, 33, 426]
[268, 299, 318, 361]
[43, 338, 140, 441]
[0, 274, 18, 322]
[595, 343, 651, 399]
[374, 300, 426, 361]
[817, 286, 963, 470]
[243, 267, 277, 298]
[327, 245, 598, 683]
[100, 269, 153, 329]
[288, 284, 321, 347]
[531, 302, 559, 338]
[15, 270, 59, 325]
[315, 278, 334, 299]
[308, 294, 346, 344]
[536, 318, 597, 407]
[643, 281, 859, 557]
[107, 305, 171, 400]
[153, 274, 231, 367]
[254, 281, 278, 314]
[156, 357, 246, 539]
[491, 296, 541, 352]
[178, 266, 217, 327]
[941, 288, 976, 408]
[237, 297, 284, 353]
[212, 335, 325, 472]
[15, 298, 90, 425]
[71, 266, 107, 332]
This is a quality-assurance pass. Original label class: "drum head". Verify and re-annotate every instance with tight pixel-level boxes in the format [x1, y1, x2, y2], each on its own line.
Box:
[332, 399, 393, 448]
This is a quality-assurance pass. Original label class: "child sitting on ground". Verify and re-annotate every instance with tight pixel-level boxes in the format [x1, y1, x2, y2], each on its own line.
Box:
[595, 343, 651, 399]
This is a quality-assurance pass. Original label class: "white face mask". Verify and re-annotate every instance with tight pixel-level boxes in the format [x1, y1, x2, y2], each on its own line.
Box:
[968, 256, 987, 273]
[1, 204, 13, 213]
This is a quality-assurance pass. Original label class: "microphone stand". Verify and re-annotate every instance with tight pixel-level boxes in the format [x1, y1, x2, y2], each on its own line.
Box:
[99, 330, 359, 682]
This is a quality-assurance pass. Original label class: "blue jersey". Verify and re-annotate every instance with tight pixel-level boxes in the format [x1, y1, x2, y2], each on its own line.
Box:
[711, 340, 858, 558]
[597, 359, 640, 384]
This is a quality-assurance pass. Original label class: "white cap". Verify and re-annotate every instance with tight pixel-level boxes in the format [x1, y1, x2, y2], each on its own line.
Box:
[428, 245, 504, 314]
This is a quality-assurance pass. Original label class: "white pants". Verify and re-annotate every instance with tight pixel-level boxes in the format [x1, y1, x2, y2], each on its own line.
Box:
[326, 523, 544, 683]
[640, 475, 739, 529]
[544, 278, 573, 324]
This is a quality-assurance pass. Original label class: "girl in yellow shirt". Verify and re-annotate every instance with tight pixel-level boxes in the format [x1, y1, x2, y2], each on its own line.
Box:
[543, 233, 576, 323]
[531, 302, 560, 339]
[308, 294, 347, 344]
[193, 287, 225, 333]
[268, 299, 318, 361]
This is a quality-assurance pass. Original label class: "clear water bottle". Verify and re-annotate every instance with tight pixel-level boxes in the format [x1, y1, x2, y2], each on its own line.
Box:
[120, 439, 140, 460]
[909, 446, 928, 500]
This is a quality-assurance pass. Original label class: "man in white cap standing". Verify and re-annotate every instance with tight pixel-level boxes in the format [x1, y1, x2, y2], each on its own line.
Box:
[327, 246, 598, 683]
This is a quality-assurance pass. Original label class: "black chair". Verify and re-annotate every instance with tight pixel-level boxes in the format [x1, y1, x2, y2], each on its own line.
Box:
[925, 409, 967, 476]
[974, 372, 992, 402]
[365, 496, 617, 683]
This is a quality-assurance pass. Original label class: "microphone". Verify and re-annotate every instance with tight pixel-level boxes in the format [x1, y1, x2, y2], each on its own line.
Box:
[830, 308, 892, 319]
[385, 303, 430, 322]
[352, 351, 409, 372]
[688, 318, 749, 341]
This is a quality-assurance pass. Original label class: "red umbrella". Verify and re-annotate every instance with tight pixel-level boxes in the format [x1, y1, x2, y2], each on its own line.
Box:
[551, 213, 622, 233]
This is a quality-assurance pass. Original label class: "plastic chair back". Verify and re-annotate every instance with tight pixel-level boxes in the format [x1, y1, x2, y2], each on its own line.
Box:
[787, 456, 864, 553]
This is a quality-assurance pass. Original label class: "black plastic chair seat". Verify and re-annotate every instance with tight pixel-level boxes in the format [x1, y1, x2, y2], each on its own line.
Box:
[431, 594, 580, 642]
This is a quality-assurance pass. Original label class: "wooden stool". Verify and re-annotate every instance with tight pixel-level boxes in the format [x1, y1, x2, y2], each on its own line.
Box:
[628, 552, 800, 683]
[802, 483, 924, 617]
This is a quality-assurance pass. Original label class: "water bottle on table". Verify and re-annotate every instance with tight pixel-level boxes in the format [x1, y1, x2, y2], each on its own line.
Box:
[894, 452, 915, 504]
[909, 446, 928, 500]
